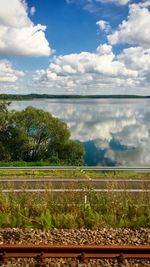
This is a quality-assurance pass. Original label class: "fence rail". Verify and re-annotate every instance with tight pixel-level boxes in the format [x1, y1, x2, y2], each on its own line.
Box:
[0, 244, 150, 266]
[0, 166, 150, 171]
[2, 189, 150, 193]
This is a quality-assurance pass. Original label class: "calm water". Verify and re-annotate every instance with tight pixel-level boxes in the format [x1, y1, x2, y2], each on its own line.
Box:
[10, 99, 150, 166]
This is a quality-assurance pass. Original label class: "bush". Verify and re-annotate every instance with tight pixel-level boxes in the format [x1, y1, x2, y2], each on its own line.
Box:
[0, 105, 84, 165]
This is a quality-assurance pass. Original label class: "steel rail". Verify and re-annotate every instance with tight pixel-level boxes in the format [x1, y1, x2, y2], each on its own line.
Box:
[0, 244, 150, 265]
[0, 166, 150, 171]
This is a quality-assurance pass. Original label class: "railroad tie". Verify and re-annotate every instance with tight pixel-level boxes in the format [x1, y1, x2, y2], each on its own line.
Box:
[117, 254, 127, 267]
[35, 252, 46, 267]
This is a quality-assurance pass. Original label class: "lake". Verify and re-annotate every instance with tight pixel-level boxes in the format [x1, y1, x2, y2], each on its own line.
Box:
[9, 99, 150, 166]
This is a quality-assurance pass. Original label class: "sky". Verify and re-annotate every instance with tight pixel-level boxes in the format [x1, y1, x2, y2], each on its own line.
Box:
[0, 0, 150, 95]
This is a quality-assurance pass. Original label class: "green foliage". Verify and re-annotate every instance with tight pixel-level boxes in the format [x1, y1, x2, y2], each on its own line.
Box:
[81, 206, 102, 228]
[0, 105, 84, 165]
[0, 93, 148, 100]
[0, 94, 31, 100]
[36, 209, 53, 229]
[0, 160, 51, 167]
[0, 185, 149, 229]
[0, 101, 11, 112]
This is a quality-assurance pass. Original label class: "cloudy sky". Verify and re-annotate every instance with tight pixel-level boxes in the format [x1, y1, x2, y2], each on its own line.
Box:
[0, 0, 150, 95]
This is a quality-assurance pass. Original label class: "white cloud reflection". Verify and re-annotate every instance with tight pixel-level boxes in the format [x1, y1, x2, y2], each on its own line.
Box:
[9, 98, 150, 166]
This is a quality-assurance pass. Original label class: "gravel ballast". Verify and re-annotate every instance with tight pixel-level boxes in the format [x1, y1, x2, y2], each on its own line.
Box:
[0, 228, 150, 266]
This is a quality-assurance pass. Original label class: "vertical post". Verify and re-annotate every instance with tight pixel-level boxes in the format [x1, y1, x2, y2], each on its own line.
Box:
[84, 194, 87, 206]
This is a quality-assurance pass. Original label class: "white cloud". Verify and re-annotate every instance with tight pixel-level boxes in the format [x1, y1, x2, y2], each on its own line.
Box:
[30, 6, 36, 16]
[117, 124, 149, 147]
[118, 46, 150, 70]
[9, 98, 137, 143]
[96, 0, 131, 5]
[96, 43, 112, 54]
[138, 1, 150, 8]
[118, 46, 150, 85]
[0, 0, 52, 56]
[108, 2, 150, 48]
[0, 60, 24, 82]
[106, 122, 150, 166]
[66, 0, 131, 5]
[33, 44, 138, 93]
[96, 20, 111, 33]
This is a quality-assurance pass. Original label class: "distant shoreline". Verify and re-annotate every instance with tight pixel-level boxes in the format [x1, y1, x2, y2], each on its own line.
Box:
[0, 94, 150, 101]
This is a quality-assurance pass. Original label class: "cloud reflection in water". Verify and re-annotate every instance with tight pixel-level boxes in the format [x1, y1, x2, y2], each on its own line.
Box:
[10, 99, 150, 166]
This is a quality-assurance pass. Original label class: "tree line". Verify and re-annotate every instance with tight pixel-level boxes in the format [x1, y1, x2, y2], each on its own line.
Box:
[0, 93, 148, 101]
[0, 101, 84, 165]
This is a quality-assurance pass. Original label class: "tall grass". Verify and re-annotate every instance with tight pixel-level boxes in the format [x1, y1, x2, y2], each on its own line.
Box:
[0, 169, 150, 179]
[0, 180, 149, 229]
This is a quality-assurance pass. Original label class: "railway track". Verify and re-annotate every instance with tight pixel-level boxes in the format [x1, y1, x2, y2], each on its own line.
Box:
[0, 244, 150, 266]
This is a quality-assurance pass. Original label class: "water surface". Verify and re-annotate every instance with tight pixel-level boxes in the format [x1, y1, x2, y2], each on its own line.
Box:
[10, 99, 150, 166]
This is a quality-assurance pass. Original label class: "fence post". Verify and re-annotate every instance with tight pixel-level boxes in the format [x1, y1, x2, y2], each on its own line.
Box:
[84, 194, 87, 206]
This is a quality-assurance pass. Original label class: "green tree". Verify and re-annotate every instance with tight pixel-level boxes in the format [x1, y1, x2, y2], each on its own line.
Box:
[0, 106, 84, 165]
[0, 107, 29, 161]
[0, 101, 10, 112]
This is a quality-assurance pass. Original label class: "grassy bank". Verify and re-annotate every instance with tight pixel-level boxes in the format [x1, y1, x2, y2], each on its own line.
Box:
[0, 182, 149, 229]
[0, 160, 52, 167]
[0, 166, 149, 229]
[0, 161, 150, 179]
[0, 168, 150, 180]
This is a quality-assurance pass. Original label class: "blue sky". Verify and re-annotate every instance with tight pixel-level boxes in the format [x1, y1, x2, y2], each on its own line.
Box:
[0, 0, 150, 95]
[26, 0, 128, 55]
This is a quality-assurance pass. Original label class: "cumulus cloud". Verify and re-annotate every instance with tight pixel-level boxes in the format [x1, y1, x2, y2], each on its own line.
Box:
[0, 60, 24, 82]
[118, 47, 150, 71]
[96, 43, 112, 54]
[96, 0, 131, 5]
[33, 44, 138, 93]
[30, 6, 36, 16]
[118, 46, 150, 85]
[66, 0, 131, 6]
[65, 0, 131, 13]
[0, 0, 52, 56]
[96, 20, 111, 33]
[108, 2, 150, 48]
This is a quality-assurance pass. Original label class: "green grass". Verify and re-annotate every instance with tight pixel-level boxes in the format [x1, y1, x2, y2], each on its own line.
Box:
[0, 161, 150, 179]
[0, 160, 55, 167]
[0, 169, 150, 180]
[0, 163, 149, 229]
[0, 182, 149, 229]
